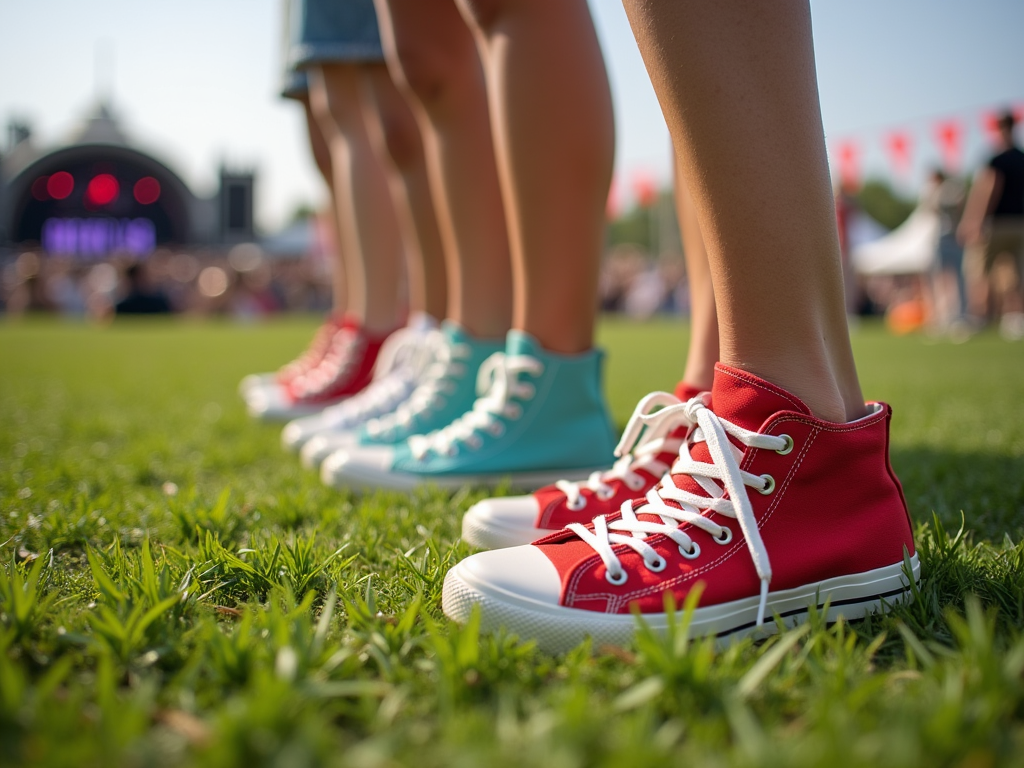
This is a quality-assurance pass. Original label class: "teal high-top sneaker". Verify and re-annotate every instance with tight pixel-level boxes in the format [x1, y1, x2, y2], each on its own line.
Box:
[317, 322, 503, 479]
[321, 330, 617, 491]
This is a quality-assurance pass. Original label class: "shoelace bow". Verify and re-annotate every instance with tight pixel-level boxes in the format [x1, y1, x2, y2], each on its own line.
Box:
[566, 395, 789, 627]
[365, 330, 470, 437]
[320, 328, 431, 427]
[555, 391, 694, 510]
[408, 352, 543, 459]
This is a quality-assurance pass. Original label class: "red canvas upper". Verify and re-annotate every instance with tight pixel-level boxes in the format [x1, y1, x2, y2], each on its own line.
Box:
[532, 383, 706, 531]
[285, 317, 393, 405]
[276, 314, 345, 386]
[534, 364, 914, 613]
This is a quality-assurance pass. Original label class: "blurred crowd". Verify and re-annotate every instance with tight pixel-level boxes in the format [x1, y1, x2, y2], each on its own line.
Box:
[0, 242, 335, 319]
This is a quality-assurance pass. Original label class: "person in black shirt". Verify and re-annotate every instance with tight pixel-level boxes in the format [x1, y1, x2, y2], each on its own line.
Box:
[959, 110, 1024, 335]
[115, 262, 172, 315]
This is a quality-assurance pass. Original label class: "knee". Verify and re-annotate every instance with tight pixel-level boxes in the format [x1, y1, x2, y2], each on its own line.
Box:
[455, 0, 510, 35]
[389, 35, 464, 108]
[308, 66, 360, 136]
[375, 108, 422, 171]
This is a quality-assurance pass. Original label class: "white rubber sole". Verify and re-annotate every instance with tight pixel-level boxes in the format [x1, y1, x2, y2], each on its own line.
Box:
[326, 462, 608, 493]
[442, 553, 921, 655]
[462, 511, 548, 549]
[247, 399, 329, 422]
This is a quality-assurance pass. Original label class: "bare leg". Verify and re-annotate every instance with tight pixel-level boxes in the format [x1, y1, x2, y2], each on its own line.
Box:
[455, 0, 614, 353]
[308, 64, 403, 334]
[675, 154, 719, 392]
[360, 64, 448, 322]
[299, 95, 348, 314]
[622, 0, 865, 422]
[374, 0, 512, 340]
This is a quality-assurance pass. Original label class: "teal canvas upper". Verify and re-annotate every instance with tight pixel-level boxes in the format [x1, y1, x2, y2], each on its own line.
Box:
[389, 330, 617, 476]
[356, 322, 503, 446]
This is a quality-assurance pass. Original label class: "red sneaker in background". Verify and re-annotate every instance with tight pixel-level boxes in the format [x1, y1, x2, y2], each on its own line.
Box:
[277, 314, 345, 386]
[444, 364, 919, 654]
[286, 318, 394, 406]
[460, 383, 705, 549]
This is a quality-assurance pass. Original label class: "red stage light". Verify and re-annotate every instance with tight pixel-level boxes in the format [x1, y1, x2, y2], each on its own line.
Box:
[47, 171, 74, 200]
[86, 174, 120, 206]
[133, 176, 161, 205]
[31, 176, 51, 201]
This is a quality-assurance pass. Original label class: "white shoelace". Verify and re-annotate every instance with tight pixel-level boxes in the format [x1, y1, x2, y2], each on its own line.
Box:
[408, 352, 543, 460]
[555, 391, 695, 510]
[364, 330, 470, 438]
[566, 396, 789, 627]
[292, 328, 362, 396]
[318, 327, 433, 429]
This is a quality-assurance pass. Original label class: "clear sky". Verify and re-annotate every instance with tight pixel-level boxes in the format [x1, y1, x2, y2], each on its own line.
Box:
[2, 0, 1022, 232]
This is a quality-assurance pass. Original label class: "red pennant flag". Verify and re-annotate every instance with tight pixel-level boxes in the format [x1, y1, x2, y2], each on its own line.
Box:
[833, 140, 860, 188]
[982, 110, 1003, 144]
[934, 119, 963, 172]
[885, 131, 913, 177]
[631, 171, 658, 208]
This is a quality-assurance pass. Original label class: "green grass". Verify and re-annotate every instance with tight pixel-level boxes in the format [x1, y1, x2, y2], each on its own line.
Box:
[1, 317, 1023, 768]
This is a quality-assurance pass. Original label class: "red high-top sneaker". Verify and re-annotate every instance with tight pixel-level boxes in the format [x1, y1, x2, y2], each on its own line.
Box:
[286, 318, 394, 407]
[276, 314, 345, 386]
[443, 364, 919, 654]
[461, 383, 705, 549]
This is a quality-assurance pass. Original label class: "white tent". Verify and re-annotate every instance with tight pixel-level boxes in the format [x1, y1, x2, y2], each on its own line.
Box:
[851, 207, 938, 276]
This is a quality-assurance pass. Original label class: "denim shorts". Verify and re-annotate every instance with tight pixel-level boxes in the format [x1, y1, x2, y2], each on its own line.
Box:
[281, 0, 384, 98]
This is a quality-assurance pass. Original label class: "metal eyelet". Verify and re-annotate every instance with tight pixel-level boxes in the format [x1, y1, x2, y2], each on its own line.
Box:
[596, 489, 615, 501]
[605, 569, 628, 586]
[489, 422, 505, 437]
[626, 477, 645, 492]
[445, 446, 458, 458]
[645, 556, 667, 573]
[520, 382, 536, 398]
[565, 496, 587, 511]
[776, 434, 794, 455]
[757, 474, 775, 495]
[679, 542, 701, 560]
[714, 526, 733, 545]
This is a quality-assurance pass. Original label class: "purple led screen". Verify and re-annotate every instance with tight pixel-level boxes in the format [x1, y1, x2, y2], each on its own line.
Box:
[42, 217, 157, 257]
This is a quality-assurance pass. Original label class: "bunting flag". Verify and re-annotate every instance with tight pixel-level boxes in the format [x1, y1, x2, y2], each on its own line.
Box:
[982, 110, 1004, 144]
[885, 131, 913, 177]
[934, 120, 963, 171]
[631, 171, 658, 208]
[834, 140, 860, 188]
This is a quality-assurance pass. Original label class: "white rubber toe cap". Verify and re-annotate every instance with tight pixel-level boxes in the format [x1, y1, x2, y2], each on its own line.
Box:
[247, 386, 327, 422]
[281, 413, 329, 451]
[449, 545, 562, 609]
[462, 496, 545, 550]
[300, 432, 361, 469]
[239, 372, 276, 397]
[320, 445, 397, 490]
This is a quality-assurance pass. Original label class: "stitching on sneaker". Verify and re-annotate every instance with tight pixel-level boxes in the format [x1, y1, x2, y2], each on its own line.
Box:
[715, 366, 808, 413]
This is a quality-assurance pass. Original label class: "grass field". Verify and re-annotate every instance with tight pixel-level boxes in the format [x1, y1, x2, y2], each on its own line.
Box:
[2, 317, 1023, 767]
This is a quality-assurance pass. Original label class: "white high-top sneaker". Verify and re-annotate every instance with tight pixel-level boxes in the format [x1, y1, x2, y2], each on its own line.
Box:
[281, 315, 438, 456]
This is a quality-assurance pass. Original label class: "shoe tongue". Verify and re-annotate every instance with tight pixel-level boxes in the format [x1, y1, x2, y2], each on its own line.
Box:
[674, 381, 705, 402]
[662, 364, 810, 501]
[441, 320, 469, 345]
[504, 329, 541, 357]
